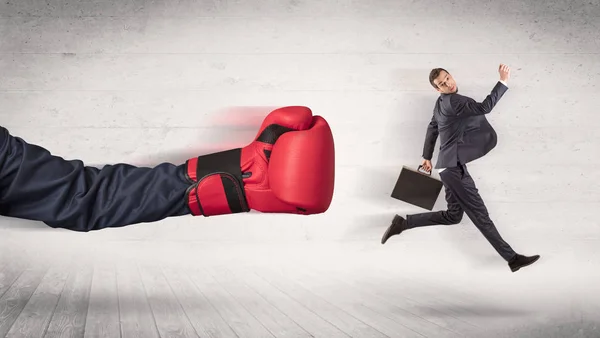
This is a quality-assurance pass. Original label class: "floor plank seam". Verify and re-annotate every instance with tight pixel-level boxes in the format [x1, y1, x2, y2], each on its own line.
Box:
[40, 263, 70, 338]
[203, 266, 277, 338]
[249, 266, 376, 338]
[180, 267, 242, 338]
[223, 266, 319, 338]
[159, 264, 203, 338]
[134, 262, 162, 338]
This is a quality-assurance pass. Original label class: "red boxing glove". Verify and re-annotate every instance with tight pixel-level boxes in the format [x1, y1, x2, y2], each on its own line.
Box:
[185, 106, 335, 216]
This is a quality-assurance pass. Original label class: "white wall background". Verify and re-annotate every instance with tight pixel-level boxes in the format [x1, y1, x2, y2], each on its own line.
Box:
[1, 0, 599, 274]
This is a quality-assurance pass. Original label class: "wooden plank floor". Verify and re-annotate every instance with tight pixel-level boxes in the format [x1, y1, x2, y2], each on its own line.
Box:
[0, 252, 598, 338]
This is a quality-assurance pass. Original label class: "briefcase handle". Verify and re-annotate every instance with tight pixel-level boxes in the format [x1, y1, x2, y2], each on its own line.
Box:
[417, 165, 432, 176]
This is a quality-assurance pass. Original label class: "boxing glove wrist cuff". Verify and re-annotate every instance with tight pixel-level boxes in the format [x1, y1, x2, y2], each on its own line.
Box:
[185, 148, 249, 216]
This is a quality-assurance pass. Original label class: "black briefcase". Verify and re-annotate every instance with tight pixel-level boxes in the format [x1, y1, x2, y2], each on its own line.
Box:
[391, 165, 444, 210]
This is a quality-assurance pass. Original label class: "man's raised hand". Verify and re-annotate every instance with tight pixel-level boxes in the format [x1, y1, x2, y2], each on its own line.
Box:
[499, 64, 510, 83]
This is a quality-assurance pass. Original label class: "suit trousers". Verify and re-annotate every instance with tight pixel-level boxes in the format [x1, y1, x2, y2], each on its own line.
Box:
[405, 163, 517, 261]
[0, 126, 191, 232]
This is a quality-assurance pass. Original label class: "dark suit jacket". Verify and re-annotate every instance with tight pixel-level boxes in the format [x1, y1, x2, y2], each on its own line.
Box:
[422, 81, 508, 169]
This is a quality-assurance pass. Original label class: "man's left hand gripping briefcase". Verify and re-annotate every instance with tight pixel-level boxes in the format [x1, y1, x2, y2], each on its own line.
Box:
[391, 165, 444, 211]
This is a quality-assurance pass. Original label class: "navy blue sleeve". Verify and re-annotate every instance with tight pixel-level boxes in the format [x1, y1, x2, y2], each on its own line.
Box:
[0, 126, 191, 232]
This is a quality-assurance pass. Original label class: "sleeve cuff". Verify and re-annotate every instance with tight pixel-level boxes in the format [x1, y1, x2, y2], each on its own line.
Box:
[499, 80, 508, 87]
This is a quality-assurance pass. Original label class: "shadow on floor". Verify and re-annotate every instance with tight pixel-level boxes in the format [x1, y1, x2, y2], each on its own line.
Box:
[486, 318, 600, 338]
[414, 303, 533, 318]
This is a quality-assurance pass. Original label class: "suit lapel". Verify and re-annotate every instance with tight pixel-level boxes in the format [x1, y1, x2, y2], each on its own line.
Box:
[439, 94, 454, 117]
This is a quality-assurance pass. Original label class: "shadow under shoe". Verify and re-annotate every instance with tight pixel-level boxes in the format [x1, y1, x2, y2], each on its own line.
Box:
[508, 254, 541, 272]
[381, 215, 408, 244]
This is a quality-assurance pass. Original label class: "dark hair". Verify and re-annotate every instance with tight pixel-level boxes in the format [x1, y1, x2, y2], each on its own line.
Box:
[429, 68, 448, 89]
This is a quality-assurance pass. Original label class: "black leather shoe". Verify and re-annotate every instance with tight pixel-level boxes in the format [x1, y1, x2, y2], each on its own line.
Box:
[508, 254, 540, 272]
[381, 215, 408, 244]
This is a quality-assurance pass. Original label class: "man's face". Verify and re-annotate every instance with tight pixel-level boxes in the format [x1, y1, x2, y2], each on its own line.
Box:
[433, 71, 457, 94]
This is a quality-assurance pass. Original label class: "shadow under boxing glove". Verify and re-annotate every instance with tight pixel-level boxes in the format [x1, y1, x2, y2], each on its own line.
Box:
[184, 106, 335, 216]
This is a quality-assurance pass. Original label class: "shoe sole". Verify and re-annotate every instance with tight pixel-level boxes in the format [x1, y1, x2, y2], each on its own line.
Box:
[381, 215, 405, 244]
[511, 255, 540, 272]
[381, 224, 394, 244]
[381, 216, 405, 245]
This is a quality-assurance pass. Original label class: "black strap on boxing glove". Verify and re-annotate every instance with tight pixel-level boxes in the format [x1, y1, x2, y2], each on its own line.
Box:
[185, 148, 249, 216]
